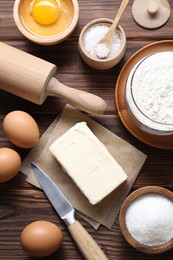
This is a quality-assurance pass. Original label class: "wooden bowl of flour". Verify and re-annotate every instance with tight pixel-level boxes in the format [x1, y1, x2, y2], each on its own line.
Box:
[119, 186, 173, 254]
[78, 18, 126, 70]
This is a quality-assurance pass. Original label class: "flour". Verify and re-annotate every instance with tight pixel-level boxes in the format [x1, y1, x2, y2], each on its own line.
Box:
[132, 52, 173, 131]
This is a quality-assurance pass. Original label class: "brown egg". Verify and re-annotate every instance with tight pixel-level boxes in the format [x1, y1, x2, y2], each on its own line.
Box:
[3, 110, 39, 148]
[0, 148, 21, 183]
[20, 220, 63, 257]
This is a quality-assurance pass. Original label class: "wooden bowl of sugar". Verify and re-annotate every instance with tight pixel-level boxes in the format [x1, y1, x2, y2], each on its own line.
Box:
[78, 18, 126, 70]
[119, 186, 173, 254]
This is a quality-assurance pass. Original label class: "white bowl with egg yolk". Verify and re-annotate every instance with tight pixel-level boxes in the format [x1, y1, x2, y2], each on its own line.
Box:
[13, 0, 79, 45]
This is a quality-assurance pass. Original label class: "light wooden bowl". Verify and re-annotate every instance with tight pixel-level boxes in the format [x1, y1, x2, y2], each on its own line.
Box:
[119, 186, 173, 254]
[13, 0, 79, 45]
[78, 18, 126, 70]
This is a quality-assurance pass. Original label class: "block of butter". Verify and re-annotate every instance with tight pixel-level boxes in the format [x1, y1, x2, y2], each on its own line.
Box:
[49, 122, 127, 205]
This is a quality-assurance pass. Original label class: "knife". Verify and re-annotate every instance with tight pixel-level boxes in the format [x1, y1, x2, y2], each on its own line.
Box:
[31, 162, 108, 260]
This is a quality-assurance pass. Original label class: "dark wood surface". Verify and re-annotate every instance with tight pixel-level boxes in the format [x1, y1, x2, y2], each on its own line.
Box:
[0, 0, 173, 259]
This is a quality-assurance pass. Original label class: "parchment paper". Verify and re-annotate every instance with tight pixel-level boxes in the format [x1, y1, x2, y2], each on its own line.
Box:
[21, 105, 147, 229]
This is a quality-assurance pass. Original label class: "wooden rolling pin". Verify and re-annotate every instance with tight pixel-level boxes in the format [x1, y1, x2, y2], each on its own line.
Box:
[0, 42, 106, 114]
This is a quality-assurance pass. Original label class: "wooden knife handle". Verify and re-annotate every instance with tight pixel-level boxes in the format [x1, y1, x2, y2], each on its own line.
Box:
[68, 220, 108, 260]
[46, 77, 107, 115]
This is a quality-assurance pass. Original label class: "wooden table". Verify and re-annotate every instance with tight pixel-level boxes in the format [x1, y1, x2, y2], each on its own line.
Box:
[0, 0, 173, 259]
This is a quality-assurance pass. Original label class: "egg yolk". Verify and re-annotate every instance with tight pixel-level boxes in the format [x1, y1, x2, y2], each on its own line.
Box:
[31, 0, 60, 25]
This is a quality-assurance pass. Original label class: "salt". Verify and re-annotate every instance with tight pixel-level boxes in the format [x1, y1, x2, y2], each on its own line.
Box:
[125, 193, 173, 247]
[95, 43, 110, 59]
[84, 25, 121, 59]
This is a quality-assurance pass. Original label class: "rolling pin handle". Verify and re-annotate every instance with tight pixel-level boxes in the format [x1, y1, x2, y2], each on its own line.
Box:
[46, 77, 107, 115]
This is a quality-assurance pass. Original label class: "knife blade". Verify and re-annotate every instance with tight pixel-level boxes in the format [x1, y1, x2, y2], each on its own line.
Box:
[31, 162, 108, 260]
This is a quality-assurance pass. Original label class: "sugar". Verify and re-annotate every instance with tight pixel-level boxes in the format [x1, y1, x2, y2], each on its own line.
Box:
[125, 193, 173, 247]
[84, 25, 121, 59]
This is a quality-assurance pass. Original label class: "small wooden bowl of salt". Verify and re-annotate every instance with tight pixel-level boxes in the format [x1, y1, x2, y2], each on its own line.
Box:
[78, 18, 126, 70]
[119, 186, 173, 254]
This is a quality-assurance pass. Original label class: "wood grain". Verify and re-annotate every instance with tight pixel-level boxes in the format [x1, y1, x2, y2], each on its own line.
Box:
[0, 0, 173, 259]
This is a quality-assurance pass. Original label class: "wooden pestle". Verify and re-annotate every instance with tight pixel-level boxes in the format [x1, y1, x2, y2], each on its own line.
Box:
[0, 42, 106, 114]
